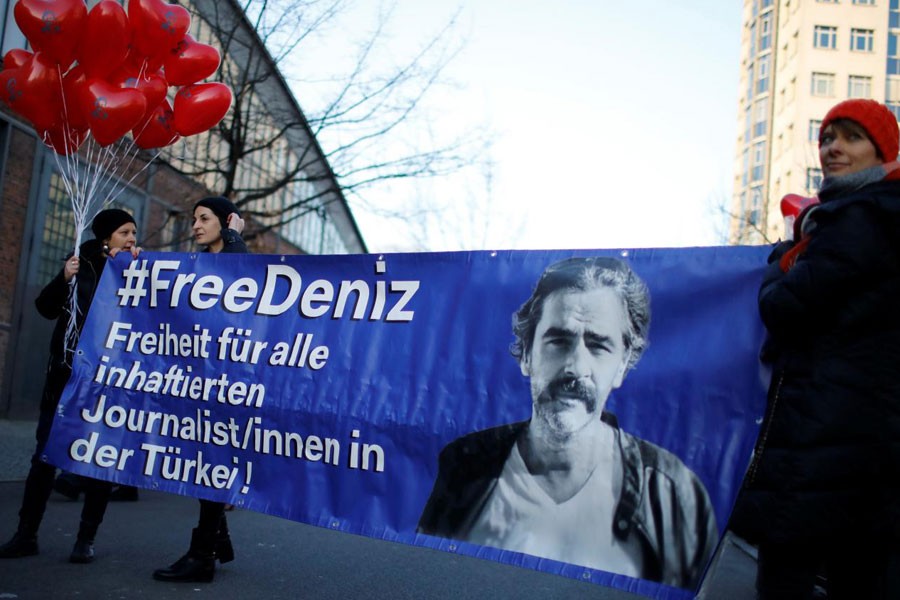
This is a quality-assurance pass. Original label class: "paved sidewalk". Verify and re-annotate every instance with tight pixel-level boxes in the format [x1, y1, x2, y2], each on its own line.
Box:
[0, 418, 758, 599]
[0, 418, 34, 482]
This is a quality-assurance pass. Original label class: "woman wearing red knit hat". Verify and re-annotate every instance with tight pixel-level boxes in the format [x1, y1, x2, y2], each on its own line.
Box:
[735, 98, 899, 598]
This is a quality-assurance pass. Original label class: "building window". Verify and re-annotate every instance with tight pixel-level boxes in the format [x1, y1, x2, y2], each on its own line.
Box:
[811, 72, 835, 96]
[760, 15, 772, 51]
[886, 78, 900, 120]
[754, 98, 769, 137]
[888, 103, 900, 121]
[806, 168, 823, 193]
[852, 0, 874, 5]
[749, 187, 763, 226]
[750, 21, 757, 56]
[887, 76, 900, 103]
[809, 119, 822, 142]
[752, 141, 766, 181]
[848, 75, 872, 98]
[814, 25, 838, 49]
[757, 55, 771, 94]
[890, 33, 900, 74]
[850, 28, 874, 52]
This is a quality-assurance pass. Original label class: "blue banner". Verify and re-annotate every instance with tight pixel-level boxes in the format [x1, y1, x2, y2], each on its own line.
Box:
[45, 247, 769, 599]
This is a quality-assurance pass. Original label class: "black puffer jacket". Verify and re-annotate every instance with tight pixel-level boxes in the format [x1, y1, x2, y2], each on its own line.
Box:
[35, 238, 108, 411]
[740, 178, 900, 546]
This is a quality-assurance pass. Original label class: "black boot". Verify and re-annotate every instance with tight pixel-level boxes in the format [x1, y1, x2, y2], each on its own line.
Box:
[152, 528, 215, 583]
[215, 515, 234, 564]
[70, 539, 94, 563]
[69, 521, 97, 563]
[0, 530, 38, 559]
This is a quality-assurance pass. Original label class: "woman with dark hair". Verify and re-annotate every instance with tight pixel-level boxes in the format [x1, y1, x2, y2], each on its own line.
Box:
[153, 196, 246, 583]
[0, 209, 141, 564]
[740, 99, 900, 599]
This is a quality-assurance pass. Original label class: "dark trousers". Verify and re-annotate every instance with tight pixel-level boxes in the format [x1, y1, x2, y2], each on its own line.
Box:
[757, 537, 888, 600]
[197, 499, 226, 535]
[17, 406, 112, 536]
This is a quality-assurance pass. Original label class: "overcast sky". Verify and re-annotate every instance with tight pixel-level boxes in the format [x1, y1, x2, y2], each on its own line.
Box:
[300, 1, 744, 253]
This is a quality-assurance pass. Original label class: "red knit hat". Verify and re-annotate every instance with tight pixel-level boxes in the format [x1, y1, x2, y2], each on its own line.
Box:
[819, 99, 899, 161]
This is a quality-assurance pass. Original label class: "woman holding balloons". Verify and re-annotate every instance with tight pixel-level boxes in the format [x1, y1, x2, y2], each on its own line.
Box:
[0, 209, 141, 563]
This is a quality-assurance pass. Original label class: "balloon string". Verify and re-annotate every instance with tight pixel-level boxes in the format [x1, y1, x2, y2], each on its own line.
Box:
[49, 73, 165, 364]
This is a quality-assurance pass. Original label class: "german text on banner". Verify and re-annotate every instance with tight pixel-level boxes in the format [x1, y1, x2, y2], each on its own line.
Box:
[45, 247, 770, 599]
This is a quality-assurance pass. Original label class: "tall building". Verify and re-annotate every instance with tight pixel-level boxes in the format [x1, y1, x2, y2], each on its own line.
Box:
[732, 0, 898, 243]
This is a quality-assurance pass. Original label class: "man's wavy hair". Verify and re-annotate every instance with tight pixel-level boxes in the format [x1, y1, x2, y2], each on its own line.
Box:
[510, 257, 651, 372]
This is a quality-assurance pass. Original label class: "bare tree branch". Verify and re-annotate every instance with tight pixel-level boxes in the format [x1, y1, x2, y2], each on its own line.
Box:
[155, 0, 489, 252]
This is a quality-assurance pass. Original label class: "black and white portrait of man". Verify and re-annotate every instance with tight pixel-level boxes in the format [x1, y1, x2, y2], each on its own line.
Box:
[418, 257, 718, 589]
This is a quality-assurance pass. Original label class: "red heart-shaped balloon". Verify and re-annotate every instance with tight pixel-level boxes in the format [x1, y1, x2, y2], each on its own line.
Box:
[0, 51, 63, 131]
[60, 64, 88, 130]
[110, 66, 168, 120]
[0, 68, 24, 116]
[123, 44, 164, 75]
[80, 78, 148, 146]
[42, 123, 88, 155]
[133, 98, 179, 149]
[76, 0, 130, 79]
[164, 34, 220, 86]
[128, 0, 191, 62]
[173, 82, 232, 137]
[14, 0, 87, 69]
[3, 48, 33, 70]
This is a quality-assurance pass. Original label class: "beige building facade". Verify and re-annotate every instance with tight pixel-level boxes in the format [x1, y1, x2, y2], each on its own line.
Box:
[732, 0, 898, 243]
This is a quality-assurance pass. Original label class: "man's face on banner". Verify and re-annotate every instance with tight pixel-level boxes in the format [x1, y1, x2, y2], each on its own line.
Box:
[521, 286, 630, 436]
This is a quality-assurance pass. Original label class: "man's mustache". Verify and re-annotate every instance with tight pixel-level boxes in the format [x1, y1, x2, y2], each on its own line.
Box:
[544, 376, 595, 402]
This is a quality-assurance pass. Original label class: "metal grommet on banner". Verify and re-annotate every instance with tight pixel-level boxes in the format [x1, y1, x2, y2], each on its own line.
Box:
[448, 543, 457, 552]
[581, 571, 591, 580]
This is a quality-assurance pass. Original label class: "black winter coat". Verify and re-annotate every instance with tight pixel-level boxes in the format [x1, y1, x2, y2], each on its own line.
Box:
[36, 238, 108, 412]
[740, 178, 900, 546]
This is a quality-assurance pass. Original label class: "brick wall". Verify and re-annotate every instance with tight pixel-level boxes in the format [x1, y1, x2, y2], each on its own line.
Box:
[0, 125, 38, 412]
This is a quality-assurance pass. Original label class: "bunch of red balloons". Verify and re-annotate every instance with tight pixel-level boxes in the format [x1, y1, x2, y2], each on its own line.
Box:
[0, 0, 233, 155]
